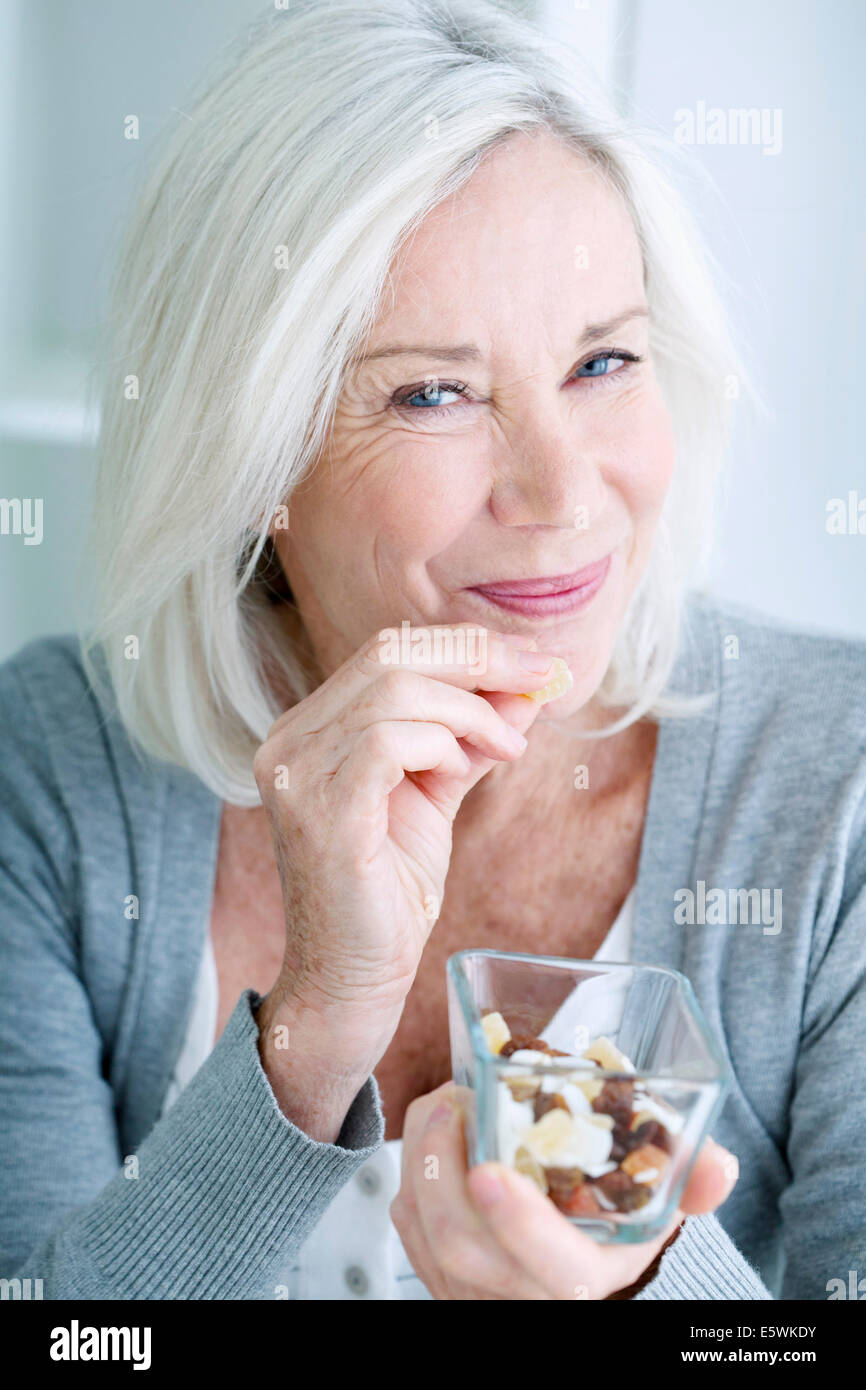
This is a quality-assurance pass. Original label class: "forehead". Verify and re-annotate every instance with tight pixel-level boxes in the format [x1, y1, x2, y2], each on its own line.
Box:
[370, 132, 644, 358]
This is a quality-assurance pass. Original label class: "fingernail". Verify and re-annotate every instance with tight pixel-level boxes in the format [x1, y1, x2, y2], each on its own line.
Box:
[518, 650, 554, 674]
[504, 724, 528, 751]
[708, 1137, 739, 1182]
[499, 632, 537, 648]
[469, 1170, 506, 1206]
[425, 1103, 452, 1131]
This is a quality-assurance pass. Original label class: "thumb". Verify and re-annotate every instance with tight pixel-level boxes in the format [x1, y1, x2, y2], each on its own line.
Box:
[679, 1137, 739, 1216]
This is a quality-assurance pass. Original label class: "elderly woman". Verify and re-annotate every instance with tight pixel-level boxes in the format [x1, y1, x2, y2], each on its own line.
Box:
[1, 0, 863, 1302]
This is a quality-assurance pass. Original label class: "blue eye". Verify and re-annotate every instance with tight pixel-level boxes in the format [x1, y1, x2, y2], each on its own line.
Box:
[392, 349, 642, 418]
[402, 381, 466, 408]
[576, 352, 633, 379]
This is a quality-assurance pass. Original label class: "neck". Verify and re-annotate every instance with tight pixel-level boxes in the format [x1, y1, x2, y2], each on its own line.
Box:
[459, 708, 656, 828]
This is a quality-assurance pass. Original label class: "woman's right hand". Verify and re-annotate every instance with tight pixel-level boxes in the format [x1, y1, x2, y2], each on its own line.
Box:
[252, 624, 559, 1139]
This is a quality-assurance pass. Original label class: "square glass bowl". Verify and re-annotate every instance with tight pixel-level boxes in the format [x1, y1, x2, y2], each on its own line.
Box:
[447, 949, 731, 1244]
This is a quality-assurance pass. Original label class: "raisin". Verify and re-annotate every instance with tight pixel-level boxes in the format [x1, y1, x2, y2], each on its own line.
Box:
[499, 1035, 542, 1057]
[594, 1168, 652, 1213]
[610, 1135, 629, 1163]
[630, 1119, 673, 1155]
[558, 1183, 602, 1217]
[591, 1078, 634, 1127]
[499, 1034, 570, 1059]
[545, 1166, 593, 1214]
[545, 1165, 585, 1199]
[533, 1091, 569, 1121]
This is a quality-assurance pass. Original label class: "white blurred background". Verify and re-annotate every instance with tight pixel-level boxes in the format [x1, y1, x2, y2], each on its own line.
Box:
[1, 0, 864, 661]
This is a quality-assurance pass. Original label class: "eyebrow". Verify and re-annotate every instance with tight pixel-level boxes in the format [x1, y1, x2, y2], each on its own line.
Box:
[354, 306, 649, 364]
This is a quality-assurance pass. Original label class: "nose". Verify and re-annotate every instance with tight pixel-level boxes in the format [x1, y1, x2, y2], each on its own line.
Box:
[488, 415, 607, 532]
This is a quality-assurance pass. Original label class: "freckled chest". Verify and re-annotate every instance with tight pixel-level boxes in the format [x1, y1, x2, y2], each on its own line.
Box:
[373, 777, 649, 1137]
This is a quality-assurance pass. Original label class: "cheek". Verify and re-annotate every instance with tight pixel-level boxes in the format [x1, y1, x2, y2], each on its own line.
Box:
[609, 390, 676, 519]
[330, 413, 486, 554]
[297, 408, 489, 567]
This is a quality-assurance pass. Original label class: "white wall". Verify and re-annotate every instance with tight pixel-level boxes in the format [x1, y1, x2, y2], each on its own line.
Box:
[1, 0, 863, 661]
[627, 0, 866, 639]
[0, 0, 267, 658]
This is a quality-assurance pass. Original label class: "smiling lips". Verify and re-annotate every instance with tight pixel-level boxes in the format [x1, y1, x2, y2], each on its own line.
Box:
[469, 554, 611, 617]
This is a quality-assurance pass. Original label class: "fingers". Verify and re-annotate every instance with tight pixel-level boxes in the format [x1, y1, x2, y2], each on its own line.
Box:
[466, 1161, 687, 1300]
[394, 1085, 694, 1301]
[254, 625, 564, 811]
[679, 1137, 739, 1215]
[267, 625, 562, 742]
[480, 686, 548, 740]
[334, 720, 474, 809]
[397, 1086, 551, 1299]
[357, 670, 536, 761]
[390, 1192, 451, 1300]
[353, 625, 561, 699]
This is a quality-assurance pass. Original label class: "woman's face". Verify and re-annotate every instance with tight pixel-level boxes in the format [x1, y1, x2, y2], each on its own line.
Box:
[275, 131, 675, 713]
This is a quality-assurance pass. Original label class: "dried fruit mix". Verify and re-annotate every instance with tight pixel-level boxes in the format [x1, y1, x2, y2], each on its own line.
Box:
[480, 1010, 683, 1217]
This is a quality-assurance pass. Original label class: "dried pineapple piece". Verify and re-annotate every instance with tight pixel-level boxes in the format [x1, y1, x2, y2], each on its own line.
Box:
[628, 1095, 684, 1133]
[520, 656, 573, 705]
[630, 1108, 656, 1131]
[506, 1075, 542, 1103]
[520, 1108, 575, 1160]
[481, 1010, 511, 1056]
[582, 1035, 634, 1074]
[586, 1112, 615, 1130]
[514, 1145, 549, 1194]
[572, 1076, 604, 1103]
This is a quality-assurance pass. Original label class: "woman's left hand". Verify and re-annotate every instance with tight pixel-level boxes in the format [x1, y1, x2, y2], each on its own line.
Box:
[390, 1082, 739, 1300]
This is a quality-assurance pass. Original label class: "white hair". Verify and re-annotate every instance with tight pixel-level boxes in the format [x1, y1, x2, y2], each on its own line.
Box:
[82, 0, 740, 805]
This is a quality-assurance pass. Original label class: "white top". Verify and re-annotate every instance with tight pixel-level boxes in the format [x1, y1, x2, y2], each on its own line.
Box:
[162, 887, 636, 1299]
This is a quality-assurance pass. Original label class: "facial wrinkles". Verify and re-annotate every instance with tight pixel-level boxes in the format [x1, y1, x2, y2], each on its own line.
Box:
[348, 297, 650, 416]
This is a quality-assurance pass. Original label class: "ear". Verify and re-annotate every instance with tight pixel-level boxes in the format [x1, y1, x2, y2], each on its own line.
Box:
[249, 531, 293, 605]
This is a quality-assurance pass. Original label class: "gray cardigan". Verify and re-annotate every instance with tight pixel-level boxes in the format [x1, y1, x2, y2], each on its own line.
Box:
[1, 592, 864, 1300]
